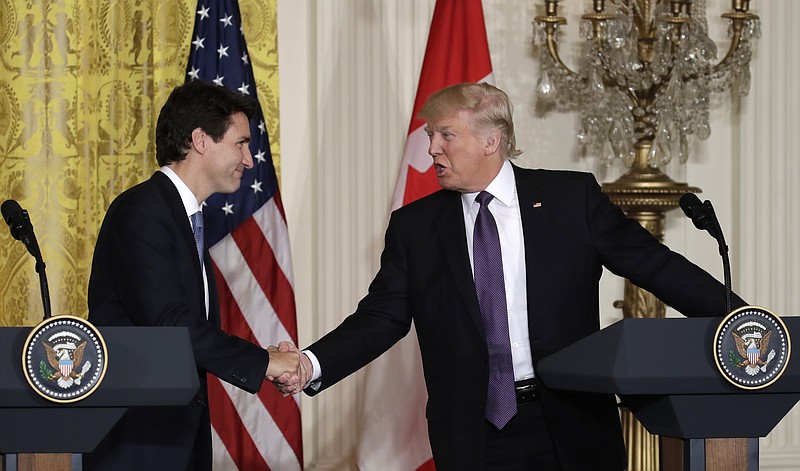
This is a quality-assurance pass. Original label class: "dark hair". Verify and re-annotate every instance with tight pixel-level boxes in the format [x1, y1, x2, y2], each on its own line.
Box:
[155, 80, 258, 166]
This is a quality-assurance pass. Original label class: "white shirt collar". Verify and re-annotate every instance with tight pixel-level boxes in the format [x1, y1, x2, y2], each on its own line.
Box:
[159, 166, 201, 217]
[462, 160, 516, 207]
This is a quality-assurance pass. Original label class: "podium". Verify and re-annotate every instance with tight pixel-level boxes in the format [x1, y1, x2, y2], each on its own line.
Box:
[537, 317, 800, 470]
[0, 326, 199, 470]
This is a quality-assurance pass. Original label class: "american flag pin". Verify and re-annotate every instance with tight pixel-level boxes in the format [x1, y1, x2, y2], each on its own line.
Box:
[533, 202, 542, 208]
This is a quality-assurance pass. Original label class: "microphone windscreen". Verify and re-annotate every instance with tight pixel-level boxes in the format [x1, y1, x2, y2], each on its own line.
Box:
[1, 199, 23, 225]
[679, 192, 702, 219]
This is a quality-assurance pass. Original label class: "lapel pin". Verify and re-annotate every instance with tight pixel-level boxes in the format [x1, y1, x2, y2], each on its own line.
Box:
[533, 202, 542, 208]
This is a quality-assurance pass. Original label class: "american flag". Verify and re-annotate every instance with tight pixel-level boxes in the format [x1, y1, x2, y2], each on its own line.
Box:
[186, 1, 302, 470]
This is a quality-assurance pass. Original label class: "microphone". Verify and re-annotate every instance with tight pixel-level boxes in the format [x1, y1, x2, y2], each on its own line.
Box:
[2, 199, 51, 319]
[679, 192, 718, 239]
[2, 199, 39, 258]
[679, 193, 732, 315]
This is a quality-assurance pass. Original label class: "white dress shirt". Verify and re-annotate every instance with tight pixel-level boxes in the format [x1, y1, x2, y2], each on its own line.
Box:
[461, 160, 534, 381]
[160, 166, 209, 318]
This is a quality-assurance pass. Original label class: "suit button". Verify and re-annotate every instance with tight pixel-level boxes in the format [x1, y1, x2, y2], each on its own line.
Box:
[196, 399, 207, 407]
[240, 377, 247, 383]
[232, 374, 240, 380]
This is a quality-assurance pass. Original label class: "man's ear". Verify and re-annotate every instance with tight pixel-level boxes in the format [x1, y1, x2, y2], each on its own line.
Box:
[191, 128, 206, 154]
[484, 132, 501, 156]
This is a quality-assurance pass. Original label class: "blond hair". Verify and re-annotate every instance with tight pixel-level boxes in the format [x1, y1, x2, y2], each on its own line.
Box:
[419, 82, 522, 159]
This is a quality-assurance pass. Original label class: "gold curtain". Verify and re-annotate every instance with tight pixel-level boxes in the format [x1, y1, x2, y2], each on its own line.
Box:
[0, 0, 280, 326]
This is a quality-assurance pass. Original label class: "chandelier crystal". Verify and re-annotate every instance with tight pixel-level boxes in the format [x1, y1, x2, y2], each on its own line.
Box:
[534, 0, 760, 168]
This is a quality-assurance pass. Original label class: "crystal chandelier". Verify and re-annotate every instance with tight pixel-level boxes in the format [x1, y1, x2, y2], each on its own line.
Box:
[533, 3, 761, 470]
[534, 0, 760, 168]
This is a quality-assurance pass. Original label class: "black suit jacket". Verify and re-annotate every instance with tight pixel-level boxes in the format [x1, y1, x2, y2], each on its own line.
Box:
[86, 171, 270, 471]
[306, 165, 744, 470]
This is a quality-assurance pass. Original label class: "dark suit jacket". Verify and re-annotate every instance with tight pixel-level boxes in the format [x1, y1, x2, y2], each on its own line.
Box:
[86, 171, 270, 471]
[306, 165, 744, 470]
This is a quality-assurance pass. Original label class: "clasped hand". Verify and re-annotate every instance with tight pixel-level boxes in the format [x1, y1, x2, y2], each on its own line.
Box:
[265, 341, 312, 396]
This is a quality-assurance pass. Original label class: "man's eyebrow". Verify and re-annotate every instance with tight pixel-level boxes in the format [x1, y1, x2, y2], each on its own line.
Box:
[424, 124, 453, 133]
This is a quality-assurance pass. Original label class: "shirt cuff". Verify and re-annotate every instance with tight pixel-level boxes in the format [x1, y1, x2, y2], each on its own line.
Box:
[302, 349, 322, 390]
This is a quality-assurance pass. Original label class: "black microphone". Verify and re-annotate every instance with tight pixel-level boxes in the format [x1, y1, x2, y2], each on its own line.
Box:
[2, 199, 42, 260]
[2, 199, 28, 240]
[679, 192, 718, 239]
[679, 193, 732, 315]
[2, 199, 51, 319]
[3, 199, 37, 251]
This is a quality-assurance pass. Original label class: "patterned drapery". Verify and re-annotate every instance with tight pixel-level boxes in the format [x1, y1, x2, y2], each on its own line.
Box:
[0, 0, 280, 326]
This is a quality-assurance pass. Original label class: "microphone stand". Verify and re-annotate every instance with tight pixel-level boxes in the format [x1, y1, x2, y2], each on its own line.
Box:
[6, 205, 52, 320]
[703, 201, 732, 315]
[33, 249, 52, 320]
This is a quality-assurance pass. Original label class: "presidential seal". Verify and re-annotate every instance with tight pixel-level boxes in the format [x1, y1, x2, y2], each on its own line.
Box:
[22, 315, 108, 403]
[714, 306, 791, 390]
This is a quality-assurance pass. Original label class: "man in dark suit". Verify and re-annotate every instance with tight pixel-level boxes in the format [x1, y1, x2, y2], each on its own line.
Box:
[277, 82, 744, 470]
[86, 80, 301, 471]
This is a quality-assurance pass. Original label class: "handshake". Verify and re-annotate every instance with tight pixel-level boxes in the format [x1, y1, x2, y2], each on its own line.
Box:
[264, 341, 313, 395]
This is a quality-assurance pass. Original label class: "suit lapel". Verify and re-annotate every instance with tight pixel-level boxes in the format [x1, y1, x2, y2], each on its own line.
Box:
[153, 172, 207, 307]
[513, 164, 546, 338]
[435, 191, 486, 339]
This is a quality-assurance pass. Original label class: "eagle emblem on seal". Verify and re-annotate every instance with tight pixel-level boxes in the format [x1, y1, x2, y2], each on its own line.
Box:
[42, 337, 92, 389]
[730, 321, 776, 376]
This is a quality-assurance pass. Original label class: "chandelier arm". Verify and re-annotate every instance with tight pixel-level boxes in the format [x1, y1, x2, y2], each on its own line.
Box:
[710, 18, 746, 75]
[541, 23, 580, 77]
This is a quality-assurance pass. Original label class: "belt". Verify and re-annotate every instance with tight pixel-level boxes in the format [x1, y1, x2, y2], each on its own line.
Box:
[514, 378, 538, 404]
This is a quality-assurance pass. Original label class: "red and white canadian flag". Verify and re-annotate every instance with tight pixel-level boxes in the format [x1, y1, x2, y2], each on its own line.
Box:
[356, 1, 493, 469]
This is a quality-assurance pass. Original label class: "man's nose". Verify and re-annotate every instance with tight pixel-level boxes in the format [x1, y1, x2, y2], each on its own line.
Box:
[428, 135, 442, 156]
[243, 146, 254, 169]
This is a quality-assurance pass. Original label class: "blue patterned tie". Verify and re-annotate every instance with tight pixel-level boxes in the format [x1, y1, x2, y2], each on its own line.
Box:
[191, 211, 204, 267]
[473, 191, 516, 429]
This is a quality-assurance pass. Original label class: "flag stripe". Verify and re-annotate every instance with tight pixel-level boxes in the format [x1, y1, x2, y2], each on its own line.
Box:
[210, 235, 296, 349]
[232, 219, 298, 340]
[254, 197, 295, 286]
[212, 265, 304, 463]
[208, 375, 270, 470]
[253, 384, 304, 463]
[226, 380, 302, 470]
[187, 1, 302, 468]
[211, 428, 237, 470]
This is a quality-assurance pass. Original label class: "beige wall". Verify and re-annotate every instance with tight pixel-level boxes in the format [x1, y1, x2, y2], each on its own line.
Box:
[277, 1, 800, 469]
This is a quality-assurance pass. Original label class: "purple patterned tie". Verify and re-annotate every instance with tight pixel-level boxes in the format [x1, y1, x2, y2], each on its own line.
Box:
[191, 211, 204, 267]
[473, 191, 517, 429]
